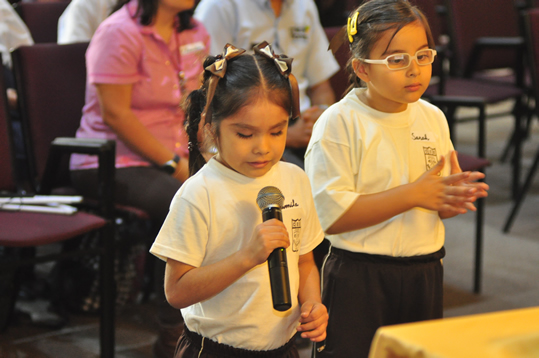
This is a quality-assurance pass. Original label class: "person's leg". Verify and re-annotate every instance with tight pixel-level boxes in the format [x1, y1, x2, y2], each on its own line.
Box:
[72, 166, 184, 358]
[398, 259, 444, 323]
[71, 166, 181, 225]
[316, 248, 399, 358]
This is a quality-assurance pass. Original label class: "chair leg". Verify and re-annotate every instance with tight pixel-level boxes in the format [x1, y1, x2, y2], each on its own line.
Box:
[473, 194, 485, 294]
[500, 128, 518, 163]
[503, 145, 539, 233]
[100, 223, 116, 358]
[510, 100, 529, 199]
[0, 264, 18, 331]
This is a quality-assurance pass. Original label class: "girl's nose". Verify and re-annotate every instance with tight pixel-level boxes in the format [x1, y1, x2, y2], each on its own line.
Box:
[254, 136, 270, 155]
[407, 60, 421, 76]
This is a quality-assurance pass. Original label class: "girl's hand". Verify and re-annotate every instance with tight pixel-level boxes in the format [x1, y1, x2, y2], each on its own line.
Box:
[296, 301, 328, 342]
[413, 154, 478, 213]
[245, 219, 290, 267]
[439, 151, 489, 217]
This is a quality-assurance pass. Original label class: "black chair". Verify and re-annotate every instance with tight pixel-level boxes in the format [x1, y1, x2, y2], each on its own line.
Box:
[425, 0, 528, 200]
[0, 61, 116, 358]
[503, 7, 539, 233]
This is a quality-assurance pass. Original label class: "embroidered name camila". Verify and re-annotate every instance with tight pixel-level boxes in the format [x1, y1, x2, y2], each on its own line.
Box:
[282, 199, 299, 209]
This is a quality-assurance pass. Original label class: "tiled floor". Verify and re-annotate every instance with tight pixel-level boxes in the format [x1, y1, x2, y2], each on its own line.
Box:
[1, 100, 538, 357]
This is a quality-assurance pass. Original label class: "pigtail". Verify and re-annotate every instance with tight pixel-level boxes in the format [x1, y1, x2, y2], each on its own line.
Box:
[184, 89, 207, 176]
[183, 56, 220, 177]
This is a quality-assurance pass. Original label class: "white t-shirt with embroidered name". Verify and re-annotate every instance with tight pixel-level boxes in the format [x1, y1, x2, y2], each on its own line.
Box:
[305, 88, 454, 257]
[151, 158, 324, 350]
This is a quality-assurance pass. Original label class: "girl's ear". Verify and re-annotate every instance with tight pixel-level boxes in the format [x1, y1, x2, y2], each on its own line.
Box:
[352, 58, 370, 83]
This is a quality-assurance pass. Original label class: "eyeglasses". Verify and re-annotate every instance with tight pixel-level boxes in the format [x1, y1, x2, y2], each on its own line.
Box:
[360, 49, 437, 70]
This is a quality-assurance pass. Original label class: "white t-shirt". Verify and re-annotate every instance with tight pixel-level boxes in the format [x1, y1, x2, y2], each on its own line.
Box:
[305, 88, 454, 257]
[150, 158, 324, 350]
[57, 0, 116, 44]
[0, 0, 33, 68]
[194, 0, 340, 112]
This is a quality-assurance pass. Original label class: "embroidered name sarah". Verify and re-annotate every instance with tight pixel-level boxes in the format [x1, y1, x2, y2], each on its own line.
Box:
[411, 132, 432, 141]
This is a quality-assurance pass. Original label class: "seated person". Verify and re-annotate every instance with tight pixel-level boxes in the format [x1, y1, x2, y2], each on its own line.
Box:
[69, 0, 210, 357]
[194, 0, 340, 167]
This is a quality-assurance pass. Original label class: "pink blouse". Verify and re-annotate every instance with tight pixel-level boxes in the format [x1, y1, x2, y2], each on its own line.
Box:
[71, 0, 210, 170]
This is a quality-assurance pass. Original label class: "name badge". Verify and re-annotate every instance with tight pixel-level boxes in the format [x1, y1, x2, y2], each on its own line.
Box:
[180, 41, 206, 55]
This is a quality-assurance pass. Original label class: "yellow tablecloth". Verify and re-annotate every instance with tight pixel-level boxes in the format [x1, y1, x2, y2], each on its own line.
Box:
[368, 306, 539, 358]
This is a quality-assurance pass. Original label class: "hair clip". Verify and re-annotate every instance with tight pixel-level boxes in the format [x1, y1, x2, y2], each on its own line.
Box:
[348, 11, 359, 43]
[201, 43, 246, 124]
[327, 10, 359, 55]
[253, 41, 293, 77]
[253, 41, 300, 121]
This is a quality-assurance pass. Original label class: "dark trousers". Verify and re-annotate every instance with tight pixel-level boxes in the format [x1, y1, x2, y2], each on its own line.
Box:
[316, 247, 444, 358]
[71, 166, 182, 226]
[175, 326, 299, 358]
[71, 166, 184, 326]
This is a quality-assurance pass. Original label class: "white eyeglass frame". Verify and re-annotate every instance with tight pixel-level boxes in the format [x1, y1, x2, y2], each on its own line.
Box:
[360, 49, 437, 70]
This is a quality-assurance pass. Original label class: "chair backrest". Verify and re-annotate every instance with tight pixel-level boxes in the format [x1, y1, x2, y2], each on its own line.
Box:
[524, 8, 539, 112]
[14, 1, 69, 43]
[324, 26, 352, 100]
[12, 42, 89, 191]
[0, 63, 17, 193]
[409, 0, 445, 44]
[443, 0, 522, 77]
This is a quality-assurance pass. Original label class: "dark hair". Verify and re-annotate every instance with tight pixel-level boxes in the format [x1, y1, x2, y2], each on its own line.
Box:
[111, 0, 194, 31]
[184, 52, 294, 176]
[345, 0, 435, 90]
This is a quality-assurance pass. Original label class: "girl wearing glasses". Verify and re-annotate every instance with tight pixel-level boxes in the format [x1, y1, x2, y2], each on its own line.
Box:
[304, 1, 489, 357]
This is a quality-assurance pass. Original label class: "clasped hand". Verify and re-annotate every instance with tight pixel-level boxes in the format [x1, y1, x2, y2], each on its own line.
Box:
[414, 151, 489, 215]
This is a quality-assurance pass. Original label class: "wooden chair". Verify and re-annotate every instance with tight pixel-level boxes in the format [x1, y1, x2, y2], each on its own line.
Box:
[0, 61, 116, 358]
[14, 1, 69, 43]
[503, 7, 539, 233]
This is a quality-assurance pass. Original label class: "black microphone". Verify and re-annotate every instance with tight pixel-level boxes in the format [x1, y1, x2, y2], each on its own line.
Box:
[256, 186, 292, 312]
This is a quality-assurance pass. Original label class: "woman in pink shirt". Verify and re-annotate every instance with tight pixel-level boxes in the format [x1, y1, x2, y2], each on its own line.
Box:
[70, 0, 209, 356]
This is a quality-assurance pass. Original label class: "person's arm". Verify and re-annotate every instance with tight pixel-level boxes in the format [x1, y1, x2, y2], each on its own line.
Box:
[296, 251, 327, 342]
[307, 80, 335, 108]
[164, 219, 290, 309]
[286, 80, 337, 149]
[300, 80, 336, 127]
[96, 83, 189, 181]
[327, 154, 484, 235]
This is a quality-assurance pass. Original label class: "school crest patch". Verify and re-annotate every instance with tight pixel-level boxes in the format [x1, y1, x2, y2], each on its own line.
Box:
[291, 218, 301, 252]
[423, 146, 439, 174]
